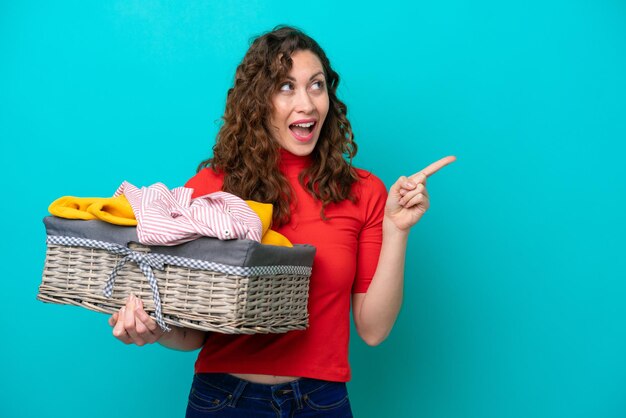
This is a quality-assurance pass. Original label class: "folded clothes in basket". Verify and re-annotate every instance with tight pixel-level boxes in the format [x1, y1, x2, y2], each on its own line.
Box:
[38, 216, 316, 334]
[49, 183, 293, 247]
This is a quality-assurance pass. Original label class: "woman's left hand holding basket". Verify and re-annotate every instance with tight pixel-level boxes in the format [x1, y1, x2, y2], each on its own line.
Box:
[108, 294, 206, 350]
[109, 294, 164, 346]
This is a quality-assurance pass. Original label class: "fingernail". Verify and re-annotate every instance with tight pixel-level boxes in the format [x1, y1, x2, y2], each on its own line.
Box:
[406, 182, 416, 188]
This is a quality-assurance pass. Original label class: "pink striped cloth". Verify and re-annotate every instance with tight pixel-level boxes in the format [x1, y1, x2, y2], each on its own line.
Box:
[114, 181, 262, 246]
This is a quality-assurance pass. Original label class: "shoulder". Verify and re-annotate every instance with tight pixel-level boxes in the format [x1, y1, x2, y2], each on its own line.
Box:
[350, 167, 387, 224]
[353, 167, 387, 197]
[185, 167, 225, 198]
[350, 167, 388, 217]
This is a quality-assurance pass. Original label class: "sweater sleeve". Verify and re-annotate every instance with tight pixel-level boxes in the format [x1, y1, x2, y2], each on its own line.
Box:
[184, 167, 224, 199]
[352, 171, 388, 294]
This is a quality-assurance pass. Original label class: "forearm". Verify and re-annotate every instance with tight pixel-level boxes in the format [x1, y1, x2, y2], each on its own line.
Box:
[158, 325, 206, 351]
[356, 217, 408, 345]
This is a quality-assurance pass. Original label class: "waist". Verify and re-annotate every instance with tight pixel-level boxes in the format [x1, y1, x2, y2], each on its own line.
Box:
[194, 373, 343, 399]
[230, 373, 300, 384]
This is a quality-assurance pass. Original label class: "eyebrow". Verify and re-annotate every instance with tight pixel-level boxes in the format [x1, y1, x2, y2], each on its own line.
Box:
[285, 71, 325, 81]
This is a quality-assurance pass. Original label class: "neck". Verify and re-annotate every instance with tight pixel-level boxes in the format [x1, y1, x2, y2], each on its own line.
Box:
[278, 148, 312, 173]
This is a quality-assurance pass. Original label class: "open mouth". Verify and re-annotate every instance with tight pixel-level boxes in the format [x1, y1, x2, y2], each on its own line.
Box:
[289, 121, 317, 141]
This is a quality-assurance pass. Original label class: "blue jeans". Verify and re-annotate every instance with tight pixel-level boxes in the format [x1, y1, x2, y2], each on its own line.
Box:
[186, 373, 353, 417]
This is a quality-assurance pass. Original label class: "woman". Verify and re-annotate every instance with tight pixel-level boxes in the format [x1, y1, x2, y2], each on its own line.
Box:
[109, 25, 455, 417]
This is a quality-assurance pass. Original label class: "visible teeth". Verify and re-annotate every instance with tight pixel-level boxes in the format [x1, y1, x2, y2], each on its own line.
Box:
[292, 122, 314, 128]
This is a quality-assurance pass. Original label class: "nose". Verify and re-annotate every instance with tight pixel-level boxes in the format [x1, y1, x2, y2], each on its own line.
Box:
[294, 88, 315, 114]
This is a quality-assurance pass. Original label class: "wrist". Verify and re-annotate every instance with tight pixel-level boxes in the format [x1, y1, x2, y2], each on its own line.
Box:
[383, 217, 410, 239]
[157, 326, 177, 343]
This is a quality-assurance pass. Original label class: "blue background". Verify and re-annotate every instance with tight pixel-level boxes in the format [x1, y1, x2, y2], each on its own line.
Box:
[2, 1, 625, 417]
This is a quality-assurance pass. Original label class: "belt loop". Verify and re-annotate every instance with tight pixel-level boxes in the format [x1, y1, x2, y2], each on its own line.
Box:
[228, 380, 248, 407]
[290, 380, 303, 410]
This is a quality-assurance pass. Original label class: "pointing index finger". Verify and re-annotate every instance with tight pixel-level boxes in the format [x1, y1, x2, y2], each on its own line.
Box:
[414, 156, 457, 178]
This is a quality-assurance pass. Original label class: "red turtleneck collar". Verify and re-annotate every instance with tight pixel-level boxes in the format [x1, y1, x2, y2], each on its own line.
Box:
[278, 148, 313, 174]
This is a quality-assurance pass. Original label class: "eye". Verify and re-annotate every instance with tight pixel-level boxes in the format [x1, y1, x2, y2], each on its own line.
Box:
[279, 82, 294, 92]
[311, 80, 325, 90]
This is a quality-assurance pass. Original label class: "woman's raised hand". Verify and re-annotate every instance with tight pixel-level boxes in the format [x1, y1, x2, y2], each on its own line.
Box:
[385, 156, 456, 231]
[109, 294, 165, 346]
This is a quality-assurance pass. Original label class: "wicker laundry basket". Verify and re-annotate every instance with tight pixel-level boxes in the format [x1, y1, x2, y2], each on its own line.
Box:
[38, 217, 315, 334]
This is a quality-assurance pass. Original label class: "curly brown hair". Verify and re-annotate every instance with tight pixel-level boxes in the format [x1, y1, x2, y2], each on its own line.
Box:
[197, 25, 359, 227]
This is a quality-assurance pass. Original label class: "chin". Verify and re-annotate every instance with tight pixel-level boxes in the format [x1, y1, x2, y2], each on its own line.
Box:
[290, 146, 315, 156]
[283, 139, 318, 156]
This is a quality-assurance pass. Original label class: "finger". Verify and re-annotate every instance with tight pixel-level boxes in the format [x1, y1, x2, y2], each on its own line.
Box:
[408, 172, 427, 186]
[134, 311, 160, 343]
[112, 307, 131, 344]
[412, 156, 456, 179]
[133, 298, 160, 342]
[399, 180, 419, 196]
[399, 184, 426, 206]
[133, 297, 146, 334]
[135, 299, 160, 334]
[404, 193, 429, 210]
[134, 312, 148, 335]
[392, 176, 418, 198]
[124, 295, 145, 345]
[391, 176, 408, 192]
[123, 295, 136, 331]
[401, 192, 424, 208]
[113, 331, 131, 344]
[108, 312, 119, 327]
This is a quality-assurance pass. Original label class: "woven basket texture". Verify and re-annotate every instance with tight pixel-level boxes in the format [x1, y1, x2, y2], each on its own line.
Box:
[38, 243, 310, 334]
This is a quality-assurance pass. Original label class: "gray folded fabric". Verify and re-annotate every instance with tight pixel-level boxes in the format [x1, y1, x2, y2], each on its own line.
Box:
[44, 216, 315, 267]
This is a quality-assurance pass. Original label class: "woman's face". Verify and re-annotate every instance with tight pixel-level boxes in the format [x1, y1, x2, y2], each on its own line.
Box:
[269, 50, 329, 156]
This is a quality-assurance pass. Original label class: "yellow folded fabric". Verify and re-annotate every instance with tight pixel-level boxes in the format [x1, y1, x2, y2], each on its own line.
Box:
[245, 201, 272, 236]
[245, 200, 292, 247]
[49, 195, 137, 226]
[48, 196, 101, 220]
[261, 229, 293, 247]
[87, 195, 137, 226]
